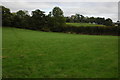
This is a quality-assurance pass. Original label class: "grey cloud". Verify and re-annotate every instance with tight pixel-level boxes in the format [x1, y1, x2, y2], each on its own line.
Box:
[62, 2, 118, 21]
[1, 2, 118, 21]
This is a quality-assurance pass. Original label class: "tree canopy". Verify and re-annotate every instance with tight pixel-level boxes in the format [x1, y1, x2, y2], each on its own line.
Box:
[52, 7, 63, 17]
[2, 6, 118, 35]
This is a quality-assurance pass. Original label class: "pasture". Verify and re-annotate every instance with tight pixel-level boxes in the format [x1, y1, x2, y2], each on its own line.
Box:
[2, 27, 118, 78]
[66, 23, 106, 27]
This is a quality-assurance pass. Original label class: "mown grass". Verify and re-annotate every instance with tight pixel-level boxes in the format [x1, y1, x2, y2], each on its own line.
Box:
[0, 27, 2, 79]
[66, 23, 106, 27]
[2, 27, 118, 78]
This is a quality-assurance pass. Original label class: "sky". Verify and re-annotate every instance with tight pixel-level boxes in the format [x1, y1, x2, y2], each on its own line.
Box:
[1, 0, 120, 22]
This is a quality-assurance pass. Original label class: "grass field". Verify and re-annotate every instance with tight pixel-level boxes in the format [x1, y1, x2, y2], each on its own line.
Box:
[0, 27, 1, 79]
[2, 27, 118, 78]
[66, 23, 106, 27]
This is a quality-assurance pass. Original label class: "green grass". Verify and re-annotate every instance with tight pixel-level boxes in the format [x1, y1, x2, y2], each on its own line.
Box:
[2, 27, 118, 78]
[0, 27, 2, 79]
[66, 23, 106, 27]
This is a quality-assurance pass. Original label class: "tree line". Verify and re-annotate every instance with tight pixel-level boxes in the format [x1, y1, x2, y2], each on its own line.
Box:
[2, 6, 65, 32]
[66, 14, 113, 26]
[1, 6, 119, 35]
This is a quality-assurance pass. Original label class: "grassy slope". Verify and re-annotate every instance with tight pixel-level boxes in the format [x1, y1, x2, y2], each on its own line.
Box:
[66, 23, 106, 27]
[0, 27, 1, 79]
[2, 27, 118, 78]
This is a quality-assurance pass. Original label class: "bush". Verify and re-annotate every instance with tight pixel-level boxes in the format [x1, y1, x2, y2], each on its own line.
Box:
[61, 25, 119, 36]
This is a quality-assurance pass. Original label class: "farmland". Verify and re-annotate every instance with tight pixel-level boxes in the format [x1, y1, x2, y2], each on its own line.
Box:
[2, 27, 118, 78]
[66, 23, 106, 27]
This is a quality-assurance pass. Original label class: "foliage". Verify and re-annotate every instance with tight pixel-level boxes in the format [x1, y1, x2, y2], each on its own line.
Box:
[12, 10, 30, 28]
[2, 6, 13, 26]
[1, 6, 119, 35]
[31, 9, 46, 29]
[63, 25, 119, 36]
[66, 14, 113, 26]
[1, 6, 66, 31]
[51, 7, 66, 32]
[52, 7, 63, 17]
[104, 18, 113, 26]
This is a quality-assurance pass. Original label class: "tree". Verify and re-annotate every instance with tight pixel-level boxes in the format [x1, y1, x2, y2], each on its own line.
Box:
[117, 21, 120, 26]
[48, 11, 52, 17]
[51, 7, 65, 31]
[87, 17, 95, 23]
[80, 15, 84, 22]
[2, 6, 13, 26]
[74, 14, 80, 22]
[66, 17, 71, 22]
[104, 18, 113, 26]
[12, 10, 30, 28]
[31, 9, 46, 29]
[52, 7, 63, 17]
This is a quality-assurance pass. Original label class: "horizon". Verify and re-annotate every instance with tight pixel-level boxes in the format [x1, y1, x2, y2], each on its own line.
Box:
[1, 1, 119, 22]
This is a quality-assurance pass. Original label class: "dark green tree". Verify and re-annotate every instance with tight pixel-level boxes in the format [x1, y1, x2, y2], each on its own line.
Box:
[104, 18, 113, 26]
[52, 7, 63, 17]
[2, 6, 13, 26]
[74, 14, 80, 22]
[80, 15, 84, 22]
[12, 10, 30, 28]
[48, 11, 52, 17]
[51, 7, 65, 31]
[31, 9, 46, 29]
[66, 17, 71, 22]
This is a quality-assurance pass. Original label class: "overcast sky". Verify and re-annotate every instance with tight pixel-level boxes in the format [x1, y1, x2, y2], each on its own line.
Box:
[1, 0, 119, 22]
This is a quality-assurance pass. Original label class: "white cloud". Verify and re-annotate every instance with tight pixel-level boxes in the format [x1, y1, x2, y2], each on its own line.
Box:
[1, 2, 118, 22]
[62, 2, 118, 21]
